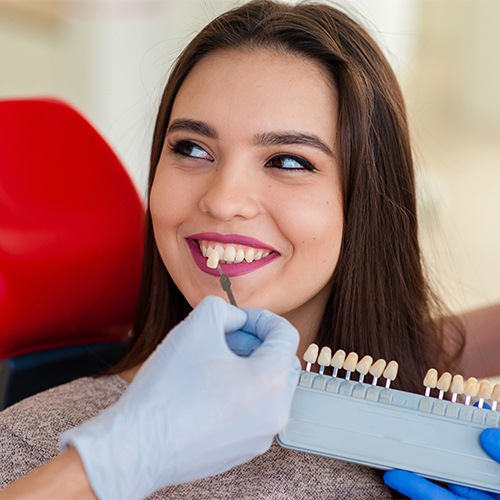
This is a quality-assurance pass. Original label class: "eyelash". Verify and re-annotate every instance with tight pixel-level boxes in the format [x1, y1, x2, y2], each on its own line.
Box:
[167, 139, 317, 172]
[264, 154, 316, 172]
[168, 139, 213, 161]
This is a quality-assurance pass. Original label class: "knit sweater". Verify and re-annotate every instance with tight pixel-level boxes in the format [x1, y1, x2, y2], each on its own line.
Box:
[0, 375, 392, 498]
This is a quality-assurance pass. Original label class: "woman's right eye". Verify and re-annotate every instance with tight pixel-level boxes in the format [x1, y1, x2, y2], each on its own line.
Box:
[170, 140, 213, 161]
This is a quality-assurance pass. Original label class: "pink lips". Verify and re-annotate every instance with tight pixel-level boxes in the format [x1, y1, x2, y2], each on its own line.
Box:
[187, 232, 279, 277]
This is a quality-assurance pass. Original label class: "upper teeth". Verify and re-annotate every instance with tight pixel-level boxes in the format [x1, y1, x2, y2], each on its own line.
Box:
[200, 241, 271, 268]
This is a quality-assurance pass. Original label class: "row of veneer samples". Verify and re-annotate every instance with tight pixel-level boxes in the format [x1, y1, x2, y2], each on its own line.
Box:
[303, 344, 500, 410]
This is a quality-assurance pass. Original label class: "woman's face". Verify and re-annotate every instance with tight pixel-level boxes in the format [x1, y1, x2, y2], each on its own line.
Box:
[150, 48, 343, 351]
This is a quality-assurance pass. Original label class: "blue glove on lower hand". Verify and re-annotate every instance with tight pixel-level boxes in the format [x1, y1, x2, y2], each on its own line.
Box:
[60, 296, 300, 500]
[383, 428, 500, 499]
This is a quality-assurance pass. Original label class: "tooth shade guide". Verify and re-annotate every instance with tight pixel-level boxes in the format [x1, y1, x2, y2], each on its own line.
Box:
[423, 368, 438, 397]
[356, 355, 373, 383]
[463, 377, 478, 406]
[330, 349, 346, 378]
[343, 352, 359, 381]
[436, 372, 452, 400]
[492, 383, 500, 411]
[303, 343, 319, 372]
[450, 374, 465, 403]
[369, 359, 387, 386]
[477, 380, 491, 409]
[383, 361, 398, 389]
[206, 248, 220, 269]
[317, 347, 332, 375]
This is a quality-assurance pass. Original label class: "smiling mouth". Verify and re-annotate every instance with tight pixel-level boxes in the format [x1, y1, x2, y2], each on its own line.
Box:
[186, 235, 279, 277]
[198, 240, 273, 265]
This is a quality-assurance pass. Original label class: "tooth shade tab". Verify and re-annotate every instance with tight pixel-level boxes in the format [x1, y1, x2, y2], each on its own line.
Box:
[342, 352, 358, 381]
[207, 248, 220, 269]
[436, 372, 452, 399]
[369, 359, 387, 382]
[318, 347, 332, 367]
[303, 343, 319, 371]
[330, 349, 345, 377]
[356, 355, 373, 383]
[477, 380, 491, 408]
[477, 380, 491, 400]
[423, 368, 438, 397]
[464, 377, 478, 397]
[464, 377, 478, 405]
[318, 347, 332, 375]
[198, 240, 272, 264]
[303, 343, 319, 364]
[492, 383, 500, 411]
[356, 355, 373, 375]
[330, 349, 346, 369]
[450, 374, 465, 402]
[343, 352, 358, 373]
[424, 369, 438, 388]
[450, 374, 464, 394]
[383, 361, 398, 388]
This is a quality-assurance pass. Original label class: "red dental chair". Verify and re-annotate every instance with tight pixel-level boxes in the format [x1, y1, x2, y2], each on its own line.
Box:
[0, 98, 145, 409]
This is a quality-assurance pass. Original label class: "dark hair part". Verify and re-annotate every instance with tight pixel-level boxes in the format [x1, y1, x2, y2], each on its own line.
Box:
[112, 0, 464, 393]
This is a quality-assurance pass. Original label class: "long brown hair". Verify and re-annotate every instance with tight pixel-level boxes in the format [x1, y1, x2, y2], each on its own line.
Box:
[112, 0, 464, 393]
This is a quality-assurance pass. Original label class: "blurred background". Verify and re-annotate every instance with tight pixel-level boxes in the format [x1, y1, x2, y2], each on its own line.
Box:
[0, 0, 499, 316]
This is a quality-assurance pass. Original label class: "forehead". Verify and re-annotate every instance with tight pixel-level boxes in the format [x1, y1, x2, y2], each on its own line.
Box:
[169, 48, 338, 136]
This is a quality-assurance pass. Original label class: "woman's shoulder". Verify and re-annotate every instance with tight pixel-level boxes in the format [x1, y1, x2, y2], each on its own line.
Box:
[0, 374, 127, 487]
[156, 440, 392, 499]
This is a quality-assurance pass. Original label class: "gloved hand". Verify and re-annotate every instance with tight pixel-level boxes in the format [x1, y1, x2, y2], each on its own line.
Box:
[60, 296, 300, 500]
[383, 428, 500, 499]
[226, 329, 262, 356]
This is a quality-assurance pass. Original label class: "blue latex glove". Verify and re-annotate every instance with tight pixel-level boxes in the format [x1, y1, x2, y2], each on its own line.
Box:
[384, 428, 500, 499]
[226, 329, 262, 356]
[60, 296, 300, 500]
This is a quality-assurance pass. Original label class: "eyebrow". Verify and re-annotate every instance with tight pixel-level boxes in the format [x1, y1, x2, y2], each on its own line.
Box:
[167, 119, 219, 139]
[252, 131, 334, 157]
[166, 118, 334, 157]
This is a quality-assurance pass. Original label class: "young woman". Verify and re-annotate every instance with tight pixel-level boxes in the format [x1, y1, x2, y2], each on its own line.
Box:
[0, 1, 466, 497]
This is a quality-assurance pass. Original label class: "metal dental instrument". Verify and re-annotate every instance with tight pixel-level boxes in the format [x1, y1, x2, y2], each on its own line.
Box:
[217, 264, 238, 307]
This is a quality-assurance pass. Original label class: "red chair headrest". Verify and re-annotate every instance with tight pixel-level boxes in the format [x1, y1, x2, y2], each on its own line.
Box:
[0, 98, 145, 358]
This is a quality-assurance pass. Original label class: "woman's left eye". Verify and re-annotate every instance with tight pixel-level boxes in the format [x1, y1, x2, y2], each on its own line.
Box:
[265, 154, 316, 172]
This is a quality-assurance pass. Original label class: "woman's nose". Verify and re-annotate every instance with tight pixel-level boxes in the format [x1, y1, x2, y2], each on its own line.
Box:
[198, 164, 261, 221]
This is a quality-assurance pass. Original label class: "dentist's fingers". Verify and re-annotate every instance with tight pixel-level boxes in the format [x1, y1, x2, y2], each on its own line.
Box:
[241, 308, 299, 358]
[384, 470, 455, 499]
[226, 331, 262, 356]
[480, 429, 500, 463]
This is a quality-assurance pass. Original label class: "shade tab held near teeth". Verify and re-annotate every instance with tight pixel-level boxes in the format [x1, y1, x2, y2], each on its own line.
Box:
[207, 248, 220, 269]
